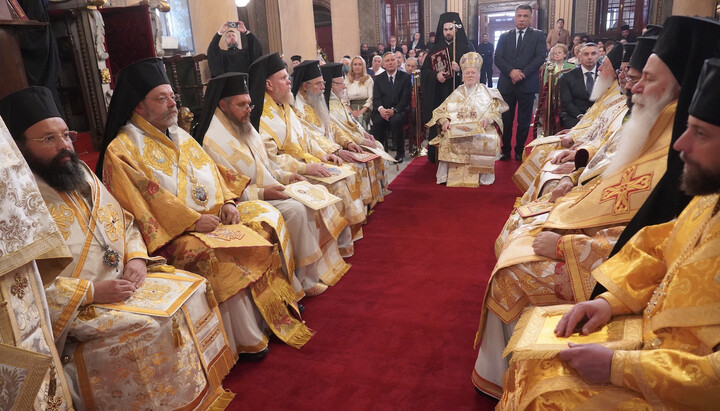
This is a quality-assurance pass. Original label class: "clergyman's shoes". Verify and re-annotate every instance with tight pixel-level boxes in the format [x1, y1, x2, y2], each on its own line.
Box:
[395, 154, 405, 164]
[515, 153, 523, 161]
[237, 347, 269, 362]
[499, 153, 510, 161]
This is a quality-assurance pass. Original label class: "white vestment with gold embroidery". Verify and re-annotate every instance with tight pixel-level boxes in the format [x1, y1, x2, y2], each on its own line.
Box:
[37, 164, 233, 410]
[203, 109, 350, 290]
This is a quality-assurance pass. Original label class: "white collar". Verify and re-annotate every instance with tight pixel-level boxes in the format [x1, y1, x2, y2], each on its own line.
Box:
[581, 65, 596, 75]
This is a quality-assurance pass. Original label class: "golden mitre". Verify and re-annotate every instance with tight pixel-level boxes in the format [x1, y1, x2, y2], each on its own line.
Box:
[460, 52, 483, 72]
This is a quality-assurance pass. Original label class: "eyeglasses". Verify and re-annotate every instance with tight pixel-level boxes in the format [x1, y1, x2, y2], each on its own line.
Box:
[29, 131, 78, 145]
[625, 75, 641, 87]
[146, 94, 181, 104]
[233, 103, 255, 112]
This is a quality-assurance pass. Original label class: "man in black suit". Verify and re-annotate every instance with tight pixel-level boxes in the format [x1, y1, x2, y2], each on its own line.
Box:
[494, 4, 546, 161]
[477, 33, 494, 87]
[371, 52, 412, 163]
[559, 42, 600, 128]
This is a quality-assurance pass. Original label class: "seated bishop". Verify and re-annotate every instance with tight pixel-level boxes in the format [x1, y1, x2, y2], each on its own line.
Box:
[291, 60, 372, 236]
[249, 53, 366, 257]
[0, 86, 235, 409]
[475, 16, 720, 398]
[472, 28, 685, 397]
[194, 72, 350, 297]
[321, 62, 389, 208]
[499, 57, 720, 410]
[97, 58, 313, 359]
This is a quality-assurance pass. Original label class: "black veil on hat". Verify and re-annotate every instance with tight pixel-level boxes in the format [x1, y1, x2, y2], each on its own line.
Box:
[429, 12, 471, 61]
[628, 36, 658, 71]
[291, 60, 322, 98]
[320, 62, 343, 107]
[688, 58, 720, 127]
[193, 72, 249, 145]
[592, 16, 720, 298]
[248, 52, 287, 131]
[605, 42, 624, 71]
[96, 57, 171, 176]
[621, 42, 636, 63]
[0, 86, 62, 139]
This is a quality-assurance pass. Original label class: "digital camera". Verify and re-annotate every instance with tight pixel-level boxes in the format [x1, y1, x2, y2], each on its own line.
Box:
[228, 21, 239, 28]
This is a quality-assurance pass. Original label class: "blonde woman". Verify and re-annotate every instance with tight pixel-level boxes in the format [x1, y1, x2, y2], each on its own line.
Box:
[345, 56, 374, 129]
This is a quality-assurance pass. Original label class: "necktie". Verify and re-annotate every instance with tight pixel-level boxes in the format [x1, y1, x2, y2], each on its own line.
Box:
[389, 75, 394, 87]
[585, 71, 594, 95]
[516, 30, 524, 54]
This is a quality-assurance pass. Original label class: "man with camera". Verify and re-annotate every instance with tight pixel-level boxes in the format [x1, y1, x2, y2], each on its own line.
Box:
[207, 20, 263, 77]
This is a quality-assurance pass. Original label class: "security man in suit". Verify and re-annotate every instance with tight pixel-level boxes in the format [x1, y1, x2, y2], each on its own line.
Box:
[371, 52, 412, 163]
[494, 4, 546, 161]
[559, 42, 600, 128]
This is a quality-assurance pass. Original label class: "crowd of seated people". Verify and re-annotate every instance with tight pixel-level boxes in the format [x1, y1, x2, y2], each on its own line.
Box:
[471, 16, 720, 410]
[0, 46, 399, 408]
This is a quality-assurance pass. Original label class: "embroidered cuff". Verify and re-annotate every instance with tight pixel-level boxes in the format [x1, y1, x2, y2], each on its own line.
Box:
[598, 292, 634, 315]
[610, 350, 627, 386]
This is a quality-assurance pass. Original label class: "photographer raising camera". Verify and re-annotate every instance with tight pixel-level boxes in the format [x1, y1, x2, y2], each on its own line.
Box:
[207, 20, 264, 77]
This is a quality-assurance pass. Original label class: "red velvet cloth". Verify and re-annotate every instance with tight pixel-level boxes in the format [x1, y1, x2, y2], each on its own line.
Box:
[100, 4, 155, 85]
[223, 157, 520, 409]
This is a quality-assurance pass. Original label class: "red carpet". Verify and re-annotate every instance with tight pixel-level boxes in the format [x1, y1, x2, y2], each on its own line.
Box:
[223, 157, 521, 410]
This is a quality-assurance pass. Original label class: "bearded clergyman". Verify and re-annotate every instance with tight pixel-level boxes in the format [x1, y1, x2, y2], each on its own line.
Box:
[98, 58, 313, 360]
[195, 72, 350, 297]
[472, 26, 683, 398]
[0, 86, 235, 409]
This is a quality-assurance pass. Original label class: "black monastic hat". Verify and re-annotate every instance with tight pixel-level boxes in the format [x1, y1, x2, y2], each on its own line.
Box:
[605, 42, 623, 71]
[689, 58, 720, 127]
[320, 62, 343, 107]
[97, 57, 171, 175]
[621, 24, 630, 31]
[193, 72, 249, 144]
[248, 52, 287, 131]
[604, 16, 720, 269]
[291, 55, 302, 62]
[621, 42, 635, 63]
[643, 25, 663, 37]
[291, 60, 322, 98]
[629, 36, 658, 71]
[0, 86, 62, 139]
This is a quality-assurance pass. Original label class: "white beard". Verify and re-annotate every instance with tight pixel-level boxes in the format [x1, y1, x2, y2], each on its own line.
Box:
[304, 91, 332, 128]
[601, 86, 675, 177]
[589, 72, 614, 102]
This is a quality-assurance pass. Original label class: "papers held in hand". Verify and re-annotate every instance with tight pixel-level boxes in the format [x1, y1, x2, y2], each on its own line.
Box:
[449, 122, 485, 138]
[350, 152, 380, 163]
[503, 305, 643, 361]
[305, 163, 356, 184]
[361, 144, 397, 163]
[284, 180, 342, 210]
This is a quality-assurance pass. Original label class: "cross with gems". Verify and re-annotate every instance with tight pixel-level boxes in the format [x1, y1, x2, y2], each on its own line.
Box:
[600, 165, 652, 214]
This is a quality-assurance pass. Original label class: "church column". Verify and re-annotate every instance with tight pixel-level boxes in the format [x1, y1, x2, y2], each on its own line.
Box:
[673, 0, 716, 16]
[330, 0, 360, 61]
[277, 0, 316, 67]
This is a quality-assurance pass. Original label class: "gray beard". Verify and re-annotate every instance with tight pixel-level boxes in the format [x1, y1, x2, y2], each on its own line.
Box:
[304, 91, 332, 128]
[601, 86, 675, 178]
[589, 73, 615, 102]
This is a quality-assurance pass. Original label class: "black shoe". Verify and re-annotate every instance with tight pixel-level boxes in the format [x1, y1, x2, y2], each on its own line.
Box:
[298, 303, 306, 313]
[499, 153, 510, 161]
[515, 153, 522, 161]
[395, 154, 404, 163]
[237, 347, 269, 362]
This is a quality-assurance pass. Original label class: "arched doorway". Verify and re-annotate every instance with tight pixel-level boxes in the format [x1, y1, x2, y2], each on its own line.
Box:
[314, 3, 333, 62]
